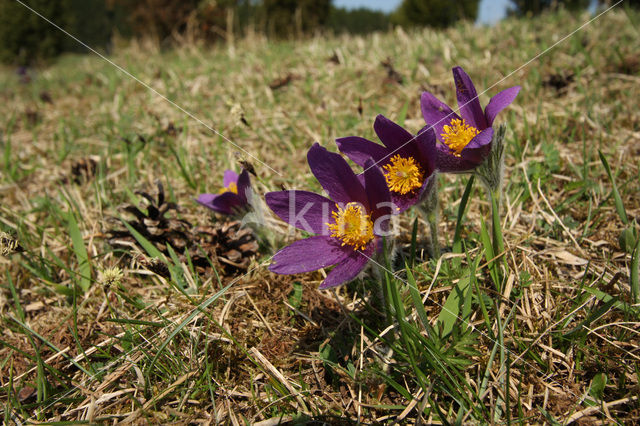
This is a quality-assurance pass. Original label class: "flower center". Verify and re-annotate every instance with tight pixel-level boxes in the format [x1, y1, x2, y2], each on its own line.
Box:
[327, 203, 374, 250]
[440, 118, 479, 157]
[218, 182, 238, 195]
[382, 155, 424, 195]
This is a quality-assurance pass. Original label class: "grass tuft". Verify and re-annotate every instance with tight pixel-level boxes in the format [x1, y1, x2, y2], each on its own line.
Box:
[1, 7, 640, 423]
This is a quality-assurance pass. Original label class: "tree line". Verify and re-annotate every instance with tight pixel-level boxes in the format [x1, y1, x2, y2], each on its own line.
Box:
[0, 0, 634, 64]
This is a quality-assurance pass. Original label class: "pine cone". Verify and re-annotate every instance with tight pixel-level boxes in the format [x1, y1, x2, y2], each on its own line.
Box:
[71, 156, 98, 184]
[138, 256, 171, 279]
[191, 221, 259, 272]
[107, 182, 259, 277]
[108, 180, 192, 253]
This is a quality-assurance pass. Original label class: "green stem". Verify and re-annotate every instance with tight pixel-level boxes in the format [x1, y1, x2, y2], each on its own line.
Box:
[427, 209, 441, 260]
[490, 189, 504, 258]
[488, 188, 506, 293]
[631, 235, 640, 304]
[380, 238, 394, 325]
[419, 179, 440, 260]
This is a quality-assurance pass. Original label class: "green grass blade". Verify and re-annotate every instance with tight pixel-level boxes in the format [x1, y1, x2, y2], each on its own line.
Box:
[397, 100, 409, 127]
[406, 264, 432, 337]
[631, 236, 640, 303]
[146, 280, 235, 374]
[66, 212, 91, 292]
[121, 220, 165, 260]
[598, 150, 628, 225]
[453, 175, 475, 255]
[9, 316, 93, 378]
[480, 219, 500, 291]
[436, 274, 471, 338]
[410, 217, 418, 268]
[387, 270, 429, 389]
[169, 144, 196, 189]
[288, 281, 303, 308]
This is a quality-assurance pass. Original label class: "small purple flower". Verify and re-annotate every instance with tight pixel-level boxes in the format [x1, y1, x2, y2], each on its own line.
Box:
[421, 66, 520, 172]
[336, 115, 437, 213]
[197, 169, 251, 215]
[266, 143, 392, 289]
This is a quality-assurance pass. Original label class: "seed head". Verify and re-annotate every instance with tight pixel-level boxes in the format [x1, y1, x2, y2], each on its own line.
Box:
[99, 266, 124, 288]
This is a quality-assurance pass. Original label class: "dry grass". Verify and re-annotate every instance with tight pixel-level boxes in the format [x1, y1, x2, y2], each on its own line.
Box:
[1, 6, 640, 424]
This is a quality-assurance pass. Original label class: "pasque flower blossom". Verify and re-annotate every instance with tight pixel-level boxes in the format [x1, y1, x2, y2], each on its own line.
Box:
[336, 115, 437, 212]
[266, 143, 392, 289]
[197, 169, 251, 215]
[421, 66, 520, 172]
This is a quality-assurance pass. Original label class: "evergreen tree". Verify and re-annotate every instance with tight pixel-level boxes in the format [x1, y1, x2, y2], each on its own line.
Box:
[112, 0, 200, 42]
[507, 0, 591, 16]
[0, 0, 74, 64]
[260, 0, 331, 38]
[327, 6, 391, 35]
[69, 0, 113, 52]
[392, 0, 480, 28]
[615, 0, 640, 7]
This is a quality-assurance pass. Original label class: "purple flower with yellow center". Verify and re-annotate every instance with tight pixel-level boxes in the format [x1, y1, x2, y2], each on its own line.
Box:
[335, 115, 436, 213]
[197, 169, 251, 215]
[266, 143, 392, 289]
[421, 66, 520, 172]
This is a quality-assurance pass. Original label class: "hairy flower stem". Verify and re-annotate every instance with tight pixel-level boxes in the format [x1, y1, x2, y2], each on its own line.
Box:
[476, 124, 507, 283]
[418, 176, 440, 259]
[490, 189, 505, 259]
[426, 208, 440, 260]
[475, 124, 506, 196]
[242, 192, 276, 249]
[377, 237, 398, 325]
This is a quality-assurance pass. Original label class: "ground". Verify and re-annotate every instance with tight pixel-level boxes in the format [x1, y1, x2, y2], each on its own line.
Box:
[1, 6, 640, 425]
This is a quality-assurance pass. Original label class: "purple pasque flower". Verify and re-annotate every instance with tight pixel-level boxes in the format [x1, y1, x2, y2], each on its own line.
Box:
[336, 115, 437, 213]
[266, 143, 392, 289]
[197, 169, 251, 215]
[421, 66, 520, 172]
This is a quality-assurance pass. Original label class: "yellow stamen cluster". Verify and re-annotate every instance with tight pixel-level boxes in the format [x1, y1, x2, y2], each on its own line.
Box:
[382, 155, 424, 195]
[218, 182, 238, 195]
[327, 203, 374, 250]
[440, 118, 479, 157]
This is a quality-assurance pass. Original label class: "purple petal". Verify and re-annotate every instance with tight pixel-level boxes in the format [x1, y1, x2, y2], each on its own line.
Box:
[390, 172, 436, 213]
[266, 190, 337, 235]
[390, 192, 420, 214]
[197, 193, 219, 207]
[420, 91, 460, 139]
[415, 126, 437, 176]
[373, 115, 415, 159]
[236, 169, 251, 203]
[459, 127, 494, 164]
[223, 170, 239, 188]
[452, 67, 488, 130]
[434, 146, 478, 173]
[307, 143, 368, 208]
[335, 136, 389, 168]
[197, 192, 244, 215]
[485, 86, 520, 126]
[390, 187, 426, 213]
[318, 242, 375, 289]
[269, 236, 349, 275]
[434, 119, 495, 173]
[362, 159, 392, 229]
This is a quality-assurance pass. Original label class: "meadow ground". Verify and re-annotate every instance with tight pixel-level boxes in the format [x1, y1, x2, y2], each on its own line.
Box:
[1, 6, 640, 424]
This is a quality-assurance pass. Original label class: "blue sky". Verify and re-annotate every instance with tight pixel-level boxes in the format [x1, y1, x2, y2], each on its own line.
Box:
[333, 0, 598, 24]
[332, 0, 512, 25]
